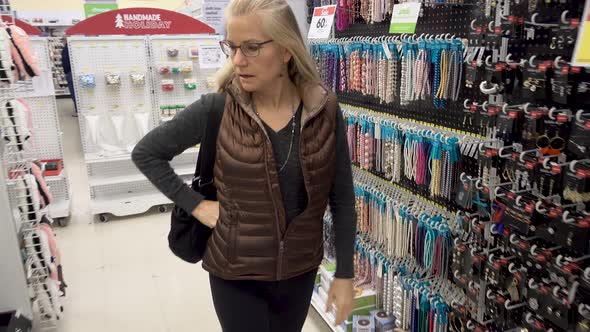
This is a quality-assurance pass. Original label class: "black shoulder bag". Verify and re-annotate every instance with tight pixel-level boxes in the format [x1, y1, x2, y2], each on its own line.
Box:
[168, 93, 225, 263]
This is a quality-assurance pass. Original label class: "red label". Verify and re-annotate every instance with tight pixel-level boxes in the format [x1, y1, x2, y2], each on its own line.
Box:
[531, 110, 543, 119]
[539, 64, 548, 72]
[557, 114, 569, 123]
[507, 192, 516, 199]
[509, 111, 518, 119]
[534, 321, 544, 330]
[536, 254, 546, 263]
[519, 241, 528, 249]
[571, 18, 580, 28]
[503, 228, 511, 237]
[525, 204, 534, 214]
[579, 221, 589, 228]
[470, 105, 477, 112]
[551, 165, 561, 174]
[495, 63, 506, 71]
[65, 8, 215, 35]
[526, 161, 535, 170]
[585, 120, 590, 130]
[512, 152, 519, 160]
[476, 26, 482, 34]
[518, 17, 525, 25]
[488, 106, 499, 115]
[471, 60, 478, 68]
[313, 5, 337, 16]
[550, 207, 563, 218]
[508, 15, 515, 23]
[562, 66, 570, 75]
[496, 295, 506, 304]
[494, 262, 501, 270]
[464, 184, 469, 191]
[577, 169, 590, 178]
[459, 244, 466, 252]
[572, 66, 582, 74]
[486, 148, 498, 157]
[483, 186, 490, 194]
[494, 26, 502, 35]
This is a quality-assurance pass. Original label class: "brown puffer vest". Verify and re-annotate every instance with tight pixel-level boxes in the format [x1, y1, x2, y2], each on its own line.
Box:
[201, 76, 338, 281]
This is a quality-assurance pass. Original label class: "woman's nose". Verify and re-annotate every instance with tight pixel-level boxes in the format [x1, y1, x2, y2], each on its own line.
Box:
[232, 48, 248, 67]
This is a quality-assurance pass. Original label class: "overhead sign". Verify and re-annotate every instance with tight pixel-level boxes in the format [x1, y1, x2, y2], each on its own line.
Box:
[572, 0, 590, 67]
[84, 3, 118, 18]
[307, 5, 336, 39]
[389, 2, 422, 34]
[202, 0, 229, 35]
[65, 7, 215, 36]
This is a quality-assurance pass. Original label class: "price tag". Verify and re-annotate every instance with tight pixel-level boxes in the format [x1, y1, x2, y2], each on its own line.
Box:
[308, 5, 336, 39]
[389, 2, 422, 34]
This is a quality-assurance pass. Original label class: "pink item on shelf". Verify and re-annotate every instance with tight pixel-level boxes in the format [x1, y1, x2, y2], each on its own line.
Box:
[30, 162, 53, 208]
[39, 223, 61, 280]
[7, 25, 41, 79]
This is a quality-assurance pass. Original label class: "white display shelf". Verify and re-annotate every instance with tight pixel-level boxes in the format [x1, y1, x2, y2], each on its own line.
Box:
[49, 197, 71, 219]
[311, 292, 346, 332]
[85, 147, 199, 164]
[89, 166, 194, 187]
[90, 192, 171, 216]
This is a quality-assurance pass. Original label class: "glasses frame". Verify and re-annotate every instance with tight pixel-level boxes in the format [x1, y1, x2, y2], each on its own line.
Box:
[219, 39, 274, 58]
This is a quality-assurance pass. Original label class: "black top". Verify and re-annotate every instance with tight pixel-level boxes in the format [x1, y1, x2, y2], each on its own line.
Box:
[132, 93, 356, 278]
[261, 101, 307, 226]
[61, 44, 71, 74]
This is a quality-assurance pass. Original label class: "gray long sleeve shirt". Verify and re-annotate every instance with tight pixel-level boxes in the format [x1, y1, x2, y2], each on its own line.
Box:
[131, 93, 356, 278]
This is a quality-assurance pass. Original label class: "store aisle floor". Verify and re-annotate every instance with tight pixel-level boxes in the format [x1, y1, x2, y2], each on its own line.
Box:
[53, 99, 331, 332]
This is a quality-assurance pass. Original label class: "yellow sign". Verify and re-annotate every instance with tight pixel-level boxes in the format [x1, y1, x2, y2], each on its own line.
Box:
[573, 0, 590, 67]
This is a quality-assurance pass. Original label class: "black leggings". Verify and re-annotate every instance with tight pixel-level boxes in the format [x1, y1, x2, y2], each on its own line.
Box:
[209, 269, 318, 332]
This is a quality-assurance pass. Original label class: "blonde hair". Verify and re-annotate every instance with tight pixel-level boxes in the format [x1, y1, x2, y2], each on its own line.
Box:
[214, 0, 320, 92]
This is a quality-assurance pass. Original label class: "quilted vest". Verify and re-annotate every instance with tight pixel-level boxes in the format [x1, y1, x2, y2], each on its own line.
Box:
[201, 75, 338, 281]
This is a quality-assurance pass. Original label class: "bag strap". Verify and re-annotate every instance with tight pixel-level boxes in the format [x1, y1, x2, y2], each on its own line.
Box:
[194, 93, 226, 188]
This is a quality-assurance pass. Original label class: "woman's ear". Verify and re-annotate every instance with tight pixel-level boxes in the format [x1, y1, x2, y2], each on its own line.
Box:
[283, 48, 293, 64]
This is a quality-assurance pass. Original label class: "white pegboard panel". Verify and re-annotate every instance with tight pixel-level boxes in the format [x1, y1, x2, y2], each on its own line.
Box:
[21, 96, 64, 161]
[46, 175, 70, 202]
[68, 36, 156, 156]
[148, 35, 222, 123]
[90, 174, 192, 199]
[16, 37, 55, 98]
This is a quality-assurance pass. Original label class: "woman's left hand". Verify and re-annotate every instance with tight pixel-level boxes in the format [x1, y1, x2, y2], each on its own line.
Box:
[326, 278, 354, 325]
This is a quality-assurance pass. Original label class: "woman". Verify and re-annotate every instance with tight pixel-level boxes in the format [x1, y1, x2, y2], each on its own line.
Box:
[132, 0, 356, 331]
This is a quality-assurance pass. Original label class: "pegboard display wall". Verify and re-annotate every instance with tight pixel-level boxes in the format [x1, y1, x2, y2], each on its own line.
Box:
[149, 35, 221, 123]
[68, 34, 217, 218]
[308, 0, 590, 331]
[68, 36, 155, 138]
[334, 4, 476, 39]
[23, 96, 64, 161]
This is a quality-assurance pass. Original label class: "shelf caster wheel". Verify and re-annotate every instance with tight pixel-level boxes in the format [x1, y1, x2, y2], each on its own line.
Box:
[56, 218, 69, 227]
[99, 214, 109, 223]
[158, 205, 169, 213]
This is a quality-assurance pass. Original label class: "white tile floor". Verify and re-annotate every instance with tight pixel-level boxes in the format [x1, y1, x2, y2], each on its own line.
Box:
[53, 99, 332, 332]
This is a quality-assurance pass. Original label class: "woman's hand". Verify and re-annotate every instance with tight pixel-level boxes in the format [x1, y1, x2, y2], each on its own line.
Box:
[326, 278, 354, 325]
[191, 200, 219, 228]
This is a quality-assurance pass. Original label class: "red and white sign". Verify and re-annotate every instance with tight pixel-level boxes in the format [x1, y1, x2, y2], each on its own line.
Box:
[0, 16, 42, 35]
[66, 8, 215, 36]
[308, 5, 336, 40]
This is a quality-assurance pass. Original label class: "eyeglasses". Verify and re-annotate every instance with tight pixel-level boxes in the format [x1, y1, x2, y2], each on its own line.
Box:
[219, 40, 274, 57]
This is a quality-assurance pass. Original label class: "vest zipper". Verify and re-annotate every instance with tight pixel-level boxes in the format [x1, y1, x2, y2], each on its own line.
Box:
[278, 240, 284, 279]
